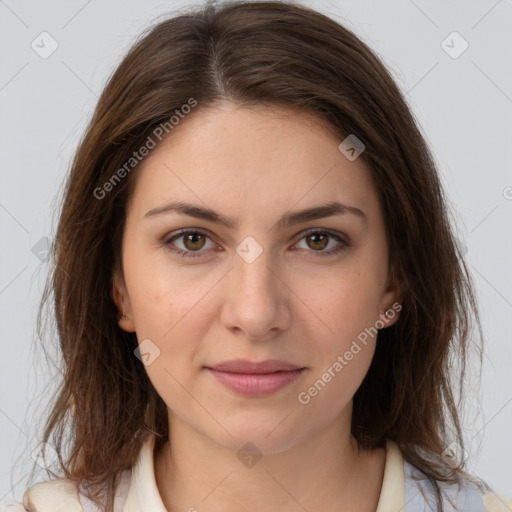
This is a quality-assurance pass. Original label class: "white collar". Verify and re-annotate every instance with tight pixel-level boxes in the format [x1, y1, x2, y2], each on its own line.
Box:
[123, 434, 405, 511]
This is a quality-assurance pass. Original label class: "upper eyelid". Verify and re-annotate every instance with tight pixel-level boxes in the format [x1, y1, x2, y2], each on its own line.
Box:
[166, 228, 217, 244]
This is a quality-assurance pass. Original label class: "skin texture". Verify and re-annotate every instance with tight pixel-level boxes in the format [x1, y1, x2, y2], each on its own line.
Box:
[113, 102, 401, 511]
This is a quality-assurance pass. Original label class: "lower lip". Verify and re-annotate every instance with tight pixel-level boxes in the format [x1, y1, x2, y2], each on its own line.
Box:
[206, 368, 305, 396]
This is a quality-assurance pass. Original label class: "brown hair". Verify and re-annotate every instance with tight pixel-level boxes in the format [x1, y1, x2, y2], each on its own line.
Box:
[26, 0, 491, 510]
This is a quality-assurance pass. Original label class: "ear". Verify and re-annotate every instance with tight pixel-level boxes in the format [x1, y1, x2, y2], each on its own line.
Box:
[377, 265, 403, 329]
[111, 268, 136, 333]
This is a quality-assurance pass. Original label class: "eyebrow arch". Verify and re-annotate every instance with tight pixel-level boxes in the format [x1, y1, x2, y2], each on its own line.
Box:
[143, 200, 366, 231]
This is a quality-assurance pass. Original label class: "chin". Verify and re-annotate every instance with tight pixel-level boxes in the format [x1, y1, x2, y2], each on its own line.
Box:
[204, 414, 308, 455]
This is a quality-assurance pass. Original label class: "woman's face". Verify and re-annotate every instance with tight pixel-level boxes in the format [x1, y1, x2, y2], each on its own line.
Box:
[113, 102, 401, 453]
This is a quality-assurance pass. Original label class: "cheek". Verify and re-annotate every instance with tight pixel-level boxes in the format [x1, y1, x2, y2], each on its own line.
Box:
[296, 346, 374, 428]
[298, 269, 382, 346]
[126, 265, 224, 368]
[292, 267, 383, 406]
[129, 282, 207, 412]
[130, 285, 206, 364]
[125, 244, 213, 336]
[296, 295, 378, 418]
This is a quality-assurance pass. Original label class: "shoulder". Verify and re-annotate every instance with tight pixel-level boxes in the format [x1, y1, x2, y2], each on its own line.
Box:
[1, 479, 82, 512]
[1, 505, 28, 512]
[481, 491, 512, 512]
[403, 458, 512, 512]
[2, 469, 131, 512]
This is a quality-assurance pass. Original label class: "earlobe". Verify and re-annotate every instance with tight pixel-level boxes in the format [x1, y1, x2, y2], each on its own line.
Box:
[117, 316, 136, 333]
[379, 269, 403, 329]
[381, 302, 401, 329]
[111, 272, 136, 333]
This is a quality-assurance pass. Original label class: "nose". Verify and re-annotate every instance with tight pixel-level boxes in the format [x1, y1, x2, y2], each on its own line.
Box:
[220, 247, 291, 342]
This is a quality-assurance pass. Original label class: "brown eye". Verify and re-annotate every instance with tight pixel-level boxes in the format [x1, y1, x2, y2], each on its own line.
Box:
[164, 229, 216, 258]
[305, 232, 329, 251]
[182, 232, 207, 251]
[294, 229, 349, 257]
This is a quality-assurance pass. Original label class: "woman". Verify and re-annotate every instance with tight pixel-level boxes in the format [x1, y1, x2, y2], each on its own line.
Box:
[6, 1, 511, 511]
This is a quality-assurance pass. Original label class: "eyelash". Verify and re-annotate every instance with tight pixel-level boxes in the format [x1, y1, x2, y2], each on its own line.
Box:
[163, 228, 350, 259]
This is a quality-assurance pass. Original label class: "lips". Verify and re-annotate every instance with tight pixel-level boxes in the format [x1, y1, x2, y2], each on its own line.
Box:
[205, 359, 306, 396]
[207, 358, 304, 374]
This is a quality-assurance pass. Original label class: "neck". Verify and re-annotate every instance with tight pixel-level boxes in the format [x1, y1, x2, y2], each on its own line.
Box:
[154, 411, 385, 512]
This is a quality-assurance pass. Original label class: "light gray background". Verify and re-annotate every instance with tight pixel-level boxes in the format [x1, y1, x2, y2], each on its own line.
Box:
[1, 0, 511, 505]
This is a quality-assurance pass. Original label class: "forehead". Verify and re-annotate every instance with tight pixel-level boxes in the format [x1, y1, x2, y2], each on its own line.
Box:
[126, 103, 379, 226]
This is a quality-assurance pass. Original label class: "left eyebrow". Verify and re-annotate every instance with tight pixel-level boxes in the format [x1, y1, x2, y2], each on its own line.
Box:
[143, 200, 367, 231]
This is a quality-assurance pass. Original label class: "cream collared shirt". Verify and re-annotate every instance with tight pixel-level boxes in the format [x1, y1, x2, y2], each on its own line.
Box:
[7, 434, 511, 512]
